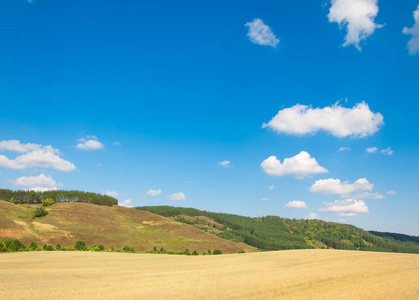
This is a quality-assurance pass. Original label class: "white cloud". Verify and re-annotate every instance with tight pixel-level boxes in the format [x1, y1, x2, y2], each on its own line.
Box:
[261, 197, 270, 201]
[339, 147, 351, 151]
[386, 190, 396, 195]
[366, 147, 378, 153]
[119, 199, 133, 208]
[381, 147, 393, 155]
[337, 212, 359, 217]
[0, 140, 41, 153]
[403, 5, 419, 55]
[103, 190, 120, 197]
[76, 136, 104, 151]
[0, 142, 76, 172]
[170, 192, 185, 201]
[285, 200, 308, 209]
[328, 0, 382, 50]
[217, 160, 232, 168]
[268, 184, 275, 190]
[112, 141, 121, 146]
[10, 173, 58, 191]
[245, 18, 279, 47]
[366, 146, 393, 155]
[310, 178, 373, 195]
[263, 102, 383, 138]
[352, 192, 384, 200]
[305, 212, 320, 220]
[147, 189, 162, 196]
[320, 199, 369, 214]
[261, 151, 328, 179]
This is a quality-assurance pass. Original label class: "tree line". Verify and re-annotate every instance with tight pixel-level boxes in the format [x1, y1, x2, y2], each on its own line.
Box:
[0, 189, 117, 206]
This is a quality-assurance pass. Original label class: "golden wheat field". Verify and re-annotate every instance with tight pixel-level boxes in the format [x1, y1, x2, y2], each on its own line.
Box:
[0, 250, 418, 299]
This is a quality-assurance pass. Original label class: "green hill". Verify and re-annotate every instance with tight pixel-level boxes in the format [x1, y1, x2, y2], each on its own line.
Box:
[0, 201, 255, 254]
[137, 206, 419, 254]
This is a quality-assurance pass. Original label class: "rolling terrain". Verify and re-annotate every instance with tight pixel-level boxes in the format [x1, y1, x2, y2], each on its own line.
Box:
[138, 206, 419, 253]
[0, 250, 418, 299]
[0, 201, 254, 254]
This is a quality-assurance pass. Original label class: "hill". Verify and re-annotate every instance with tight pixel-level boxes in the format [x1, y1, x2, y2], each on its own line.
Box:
[0, 201, 254, 254]
[137, 206, 419, 254]
[1, 250, 418, 299]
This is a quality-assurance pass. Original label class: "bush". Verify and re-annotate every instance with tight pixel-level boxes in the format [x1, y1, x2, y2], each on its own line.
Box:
[55, 244, 62, 251]
[192, 250, 198, 255]
[4, 239, 27, 252]
[0, 241, 7, 252]
[43, 244, 54, 251]
[74, 241, 87, 251]
[213, 249, 222, 255]
[122, 246, 135, 253]
[28, 242, 39, 251]
[33, 207, 48, 219]
[42, 199, 55, 207]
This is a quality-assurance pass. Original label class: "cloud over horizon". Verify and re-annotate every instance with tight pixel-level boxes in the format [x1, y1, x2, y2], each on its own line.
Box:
[319, 199, 369, 216]
[285, 200, 308, 209]
[261, 151, 328, 179]
[170, 192, 185, 200]
[263, 102, 383, 138]
[147, 189, 162, 196]
[9, 173, 59, 191]
[0, 140, 76, 172]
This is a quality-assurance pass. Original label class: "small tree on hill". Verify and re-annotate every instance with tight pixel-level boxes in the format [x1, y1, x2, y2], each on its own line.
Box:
[42, 199, 55, 207]
[29, 242, 39, 251]
[33, 207, 48, 219]
[213, 249, 222, 255]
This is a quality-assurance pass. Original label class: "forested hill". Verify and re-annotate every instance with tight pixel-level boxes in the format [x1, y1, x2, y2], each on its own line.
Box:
[0, 189, 117, 206]
[137, 206, 419, 254]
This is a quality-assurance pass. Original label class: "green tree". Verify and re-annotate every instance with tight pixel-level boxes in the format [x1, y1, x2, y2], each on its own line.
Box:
[0, 241, 7, 252]
[74, 241, 87, 251]
[42, 199, 55, 207]
[33, 207, 48, 219]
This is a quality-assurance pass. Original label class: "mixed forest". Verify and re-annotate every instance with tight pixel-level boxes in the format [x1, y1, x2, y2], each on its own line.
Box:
[138, 206, 419, 254]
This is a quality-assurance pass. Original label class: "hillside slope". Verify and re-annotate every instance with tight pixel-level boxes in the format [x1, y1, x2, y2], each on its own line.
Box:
[137, 206, 419, 254]
[0, 201, 255, 254]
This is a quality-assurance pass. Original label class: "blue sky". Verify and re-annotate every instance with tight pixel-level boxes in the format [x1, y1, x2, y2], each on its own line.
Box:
[0, 0, 418, 235]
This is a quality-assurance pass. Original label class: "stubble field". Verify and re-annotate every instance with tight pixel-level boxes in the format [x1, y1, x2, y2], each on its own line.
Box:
[0, 249, 418, 299]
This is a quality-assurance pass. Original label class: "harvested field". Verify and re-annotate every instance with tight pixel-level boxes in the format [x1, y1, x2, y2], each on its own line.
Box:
[0, 250, 418, 299]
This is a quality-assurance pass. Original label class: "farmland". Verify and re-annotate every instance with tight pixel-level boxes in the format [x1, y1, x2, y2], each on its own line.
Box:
[0, 250, 418, 299]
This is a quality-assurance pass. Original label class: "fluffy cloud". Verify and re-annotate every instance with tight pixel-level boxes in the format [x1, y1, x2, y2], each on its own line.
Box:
[339, 147, 351, 151]
[261, 151, 328, 179]
[319, 199, 369, 214]
[403, 6, 419, 55]
[310, 178, 373, 195]
[386, 190, 397, 195]
[261, 197, 270, 201]
[285, 201, 308, 209]
[263, 102, 383, 138]
[305, 213, 320, 220]
[0, 140, 41, 153]
[103, 190, 120, 197]
[170, 192, 185, 201]
[217, 161, 231, 168]
[147, 189, 162, 196]
[10, 173, 58, 191]
[76, 136, 104, 151]
[0, 141, 76, 172]
[328, 0, 382, 50]
[268, 184, 275, 190]
[119, 199, 133, 208]
[245, 18, 279, 47]
[366, 147, 378, 153]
